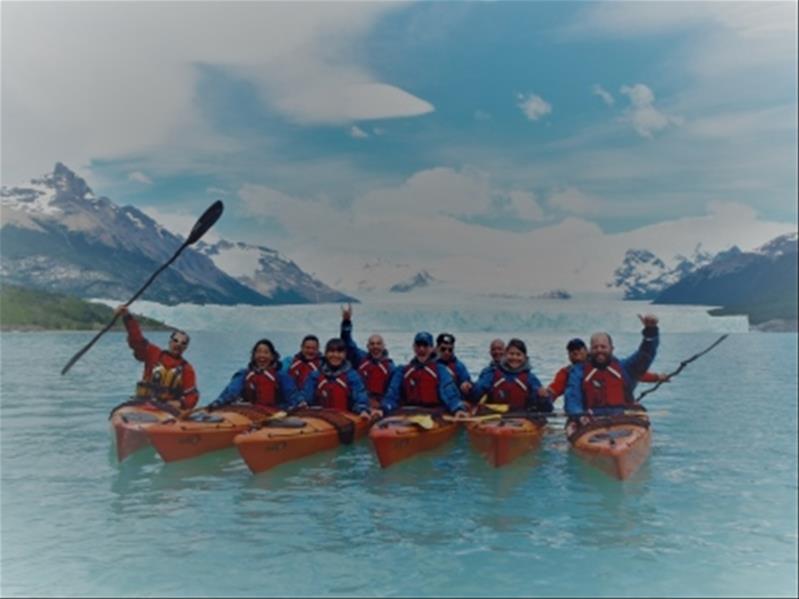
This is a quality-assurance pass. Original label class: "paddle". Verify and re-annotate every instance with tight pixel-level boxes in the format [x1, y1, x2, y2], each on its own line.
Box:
[635, 334, 728, 402]
[444, 410, 668, 423]
[60, 201, 225, 376]
[380, 414, 436, 430]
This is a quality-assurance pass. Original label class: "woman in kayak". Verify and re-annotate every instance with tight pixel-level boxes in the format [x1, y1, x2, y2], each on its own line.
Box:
[207, 339, 299, 410]
[299, 338, 374, 419]
[470, 338, 551, 413]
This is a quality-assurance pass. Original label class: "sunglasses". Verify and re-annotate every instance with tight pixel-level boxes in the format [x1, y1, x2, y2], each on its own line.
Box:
[438, 346, 454, 352]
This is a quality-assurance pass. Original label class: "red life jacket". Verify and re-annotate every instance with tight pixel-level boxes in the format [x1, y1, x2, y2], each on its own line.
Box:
[316, 373, 350, 411]
[402, 361, 440, 407]
[357, 356, 392, 396]
[289, 355, 320, 388]
[138, 352, 186, 402]
[582, 359, 633, 409]
[490, 369, 530, 410]
[243, 369, 278, 407]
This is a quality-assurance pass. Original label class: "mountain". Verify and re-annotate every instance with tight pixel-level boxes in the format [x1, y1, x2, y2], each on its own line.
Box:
[654, 232, 798, 329]
[0, 164, 352, 306]
[389, 270, 436, 293]
[608, 245, 715, 299]
[196, 240, 354, 304]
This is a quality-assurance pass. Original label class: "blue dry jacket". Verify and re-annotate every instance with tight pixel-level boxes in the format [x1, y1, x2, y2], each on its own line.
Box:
[470, 360, 548, 411]
[437, 355, 472, 387]
[381, 358, 466, 414]
[209, 363, 299, 409]
[564, 327, 659, 416]
[340, 318, 396, 379]
[301, 361, 370, 414]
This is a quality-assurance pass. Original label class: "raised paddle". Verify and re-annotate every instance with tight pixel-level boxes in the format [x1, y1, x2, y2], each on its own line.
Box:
[635, 334, 728, 402]
[60, 200, 225, 376]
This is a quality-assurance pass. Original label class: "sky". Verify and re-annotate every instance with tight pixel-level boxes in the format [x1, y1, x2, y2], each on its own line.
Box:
[2, 1, 797, 293]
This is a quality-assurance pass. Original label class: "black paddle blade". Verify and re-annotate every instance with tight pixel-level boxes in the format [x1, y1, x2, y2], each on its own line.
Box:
[186, 200, 224, 245]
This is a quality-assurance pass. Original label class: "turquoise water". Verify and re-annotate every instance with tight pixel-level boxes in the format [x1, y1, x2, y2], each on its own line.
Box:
[1, 303, 797, 597]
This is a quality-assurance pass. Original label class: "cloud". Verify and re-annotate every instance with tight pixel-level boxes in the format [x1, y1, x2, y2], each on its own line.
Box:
[548, 187, 602, 216]
[619, 84, 681, 138]
[474, 110, 492, 121]
[592, 84, 615, 106]
[127, 171, 152, 185]
[517, 93, 552, 121]
[231, 167, 794, 295]
[1, 3, 432, 182]
[206, 187, 229, 196]
[350, 126, 369, 139]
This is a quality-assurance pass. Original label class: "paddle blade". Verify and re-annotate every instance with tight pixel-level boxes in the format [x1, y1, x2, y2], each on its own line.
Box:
[185, 200, 224, 245]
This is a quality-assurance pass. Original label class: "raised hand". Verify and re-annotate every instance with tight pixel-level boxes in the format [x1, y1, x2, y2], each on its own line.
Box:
[637, 313, 659, 328]
[341, 302, 353, 321]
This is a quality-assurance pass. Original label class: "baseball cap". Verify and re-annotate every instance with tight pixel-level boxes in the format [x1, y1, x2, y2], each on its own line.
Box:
[414, 331, 434, 346]
[436, 333, 455, 346]
[566, 338, 586, 351]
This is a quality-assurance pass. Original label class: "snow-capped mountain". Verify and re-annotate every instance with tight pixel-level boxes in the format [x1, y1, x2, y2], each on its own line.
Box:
[608, 245, 714, 300]
[0, 164, 352, 306]
[331, 259, 441, 294]
[655, 232, 798, 309]
[389, 270, 436, 293]
[196, 240, 353, 304]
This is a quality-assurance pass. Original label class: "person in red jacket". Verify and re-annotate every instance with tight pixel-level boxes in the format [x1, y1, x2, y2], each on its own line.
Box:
[116, 305, 198, 410]
[540, 337, 669, 402]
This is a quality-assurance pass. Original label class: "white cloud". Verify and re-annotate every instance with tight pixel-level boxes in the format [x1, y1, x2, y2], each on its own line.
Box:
[1, 3, 432, 182]
[350, 126, 369, 139]
[517, 93, 552, 121]
[620, 84, 681, 138]
[592, 84, 615, 107]
[548, 187, 602, 216]
[232, 168, 794, 295]
[206, 187, 229, 196]
[474, 110, 492, 121]
[127, 171, 152, 185]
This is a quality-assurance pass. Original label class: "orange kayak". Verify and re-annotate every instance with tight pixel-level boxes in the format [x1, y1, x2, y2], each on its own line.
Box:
[369, 413, 459, 468]
[569, 413, 651, 480]
[109, 401, 179, 461]
[467, 416, 546, 467]
[146, 404, 278, 463]
[235, 409, 369, 474]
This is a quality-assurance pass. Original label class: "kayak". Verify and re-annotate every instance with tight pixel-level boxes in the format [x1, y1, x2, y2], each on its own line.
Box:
[109, 400, 180, 462]
[369, 412, 459, 468]
[467, 415, 546, 467]
[146, 404, 278, 463]
[235, 409, 370, 474]
[568, 412, 651, 480]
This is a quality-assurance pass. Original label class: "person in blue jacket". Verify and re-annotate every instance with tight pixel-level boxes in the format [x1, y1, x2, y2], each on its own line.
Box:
[207, 338, 298, 410]
[470, 338, 551, 412]
[435, 332, 473, 396]
[339, 303, 396, 405]
[564, 314, 660, 433]
[381, 331, 469, 417]
[299, 338, 373, 419]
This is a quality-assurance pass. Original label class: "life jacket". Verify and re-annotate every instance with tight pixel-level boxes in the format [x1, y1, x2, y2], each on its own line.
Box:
[490, 369, 530, 410]
[582, 359, 633, 409]
[402, 361, 440, 407]
[316, 372, 351, 411]
[289, 354, 320, 388]
[439, 358, 459, 382]
[243, 368, 279, 407]
[136, 352, 185, 402]
[357, 355, 392, 396]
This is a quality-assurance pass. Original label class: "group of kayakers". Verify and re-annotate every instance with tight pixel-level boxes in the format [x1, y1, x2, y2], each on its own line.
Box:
[115, 303, 668, 429]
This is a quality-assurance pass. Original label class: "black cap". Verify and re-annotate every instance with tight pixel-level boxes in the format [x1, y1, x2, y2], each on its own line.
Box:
[566, 338, 586, 351]
[436, 333, 455, 345]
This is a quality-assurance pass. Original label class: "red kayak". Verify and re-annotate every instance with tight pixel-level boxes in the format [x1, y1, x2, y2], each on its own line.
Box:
[146, 404, 278, 462]
[369, 412, 459, 468]
[109, 400, 180, 461]
[467, 416, 546, 467]
[235, 409, 370, 474]
[568, 412, 651, 480]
